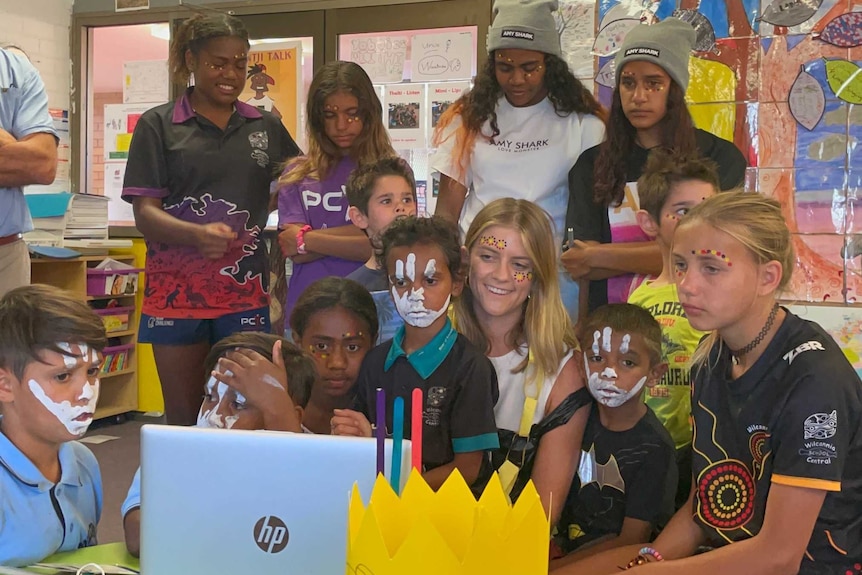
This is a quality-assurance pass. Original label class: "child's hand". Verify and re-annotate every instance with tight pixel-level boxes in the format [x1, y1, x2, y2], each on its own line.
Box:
[196, 222, 237, 259]
[278, 224, 302, 257]
[560, 239, 593, 279]
[212, 341, 301, 432]
[331, 409, 373, 437]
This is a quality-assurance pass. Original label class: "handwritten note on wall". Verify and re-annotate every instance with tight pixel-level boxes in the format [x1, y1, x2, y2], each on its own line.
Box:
[349, 36, 408, 84]
[411, 32, 473, 82]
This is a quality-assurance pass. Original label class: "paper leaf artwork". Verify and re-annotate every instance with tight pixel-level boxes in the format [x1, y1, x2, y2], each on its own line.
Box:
[592, 18, 641, 56]
[788, 66, 825, 130]
[596, 59, 616, 88]
[817, 12, 862, 47]
[824, 58, 862, 104]
[756, 0, 824, 27]
[672, 10, 718, 53]
[598, 2, 649, 32]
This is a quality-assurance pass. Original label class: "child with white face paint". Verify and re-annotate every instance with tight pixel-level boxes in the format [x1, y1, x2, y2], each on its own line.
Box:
[332, 216, 501, 493]
[0, 285, 108, 566]
[552, 303, 676, 567]
[122, 331, 316, 557]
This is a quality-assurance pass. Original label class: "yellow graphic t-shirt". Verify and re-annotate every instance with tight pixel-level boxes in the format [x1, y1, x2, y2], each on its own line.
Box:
[628, 281, 704, 449]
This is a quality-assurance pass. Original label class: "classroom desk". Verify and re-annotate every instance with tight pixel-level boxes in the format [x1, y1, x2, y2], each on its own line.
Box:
[31, 543, 140, 573]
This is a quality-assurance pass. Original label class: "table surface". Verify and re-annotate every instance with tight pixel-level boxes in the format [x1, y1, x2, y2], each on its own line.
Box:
[34, 543, 140, 573]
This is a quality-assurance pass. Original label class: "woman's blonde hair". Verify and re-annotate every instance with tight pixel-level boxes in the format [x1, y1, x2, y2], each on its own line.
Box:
[677, 191, 794, 367]
[455, 198, 578, 382]
[278, 61, 396, 186]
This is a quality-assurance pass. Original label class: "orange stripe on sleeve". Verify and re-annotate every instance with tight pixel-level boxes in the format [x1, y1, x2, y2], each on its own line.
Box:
[772, 474, 841, 492]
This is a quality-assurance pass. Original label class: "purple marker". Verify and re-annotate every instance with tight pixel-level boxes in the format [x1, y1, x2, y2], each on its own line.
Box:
[375, 388, 385, 478]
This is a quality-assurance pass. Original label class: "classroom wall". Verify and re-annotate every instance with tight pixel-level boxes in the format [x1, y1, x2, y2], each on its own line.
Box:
[0, 0, 73, 110]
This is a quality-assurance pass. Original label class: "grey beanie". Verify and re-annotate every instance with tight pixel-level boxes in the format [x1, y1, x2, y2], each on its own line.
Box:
[487, 0, 562, 59]
[614, 18, 696, 91]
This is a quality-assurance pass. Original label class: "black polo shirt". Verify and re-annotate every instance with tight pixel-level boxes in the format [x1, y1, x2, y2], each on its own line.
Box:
[122, 88, 300, 319]
[354, 319, 500, 473]
[691, 311, 862, 572]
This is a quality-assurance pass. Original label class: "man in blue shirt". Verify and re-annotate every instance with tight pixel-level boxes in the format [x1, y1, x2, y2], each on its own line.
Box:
[0, 46, 58, 296]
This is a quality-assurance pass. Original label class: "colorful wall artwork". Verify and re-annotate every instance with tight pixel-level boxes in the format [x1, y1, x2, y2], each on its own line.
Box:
[559, 0, 861, 305]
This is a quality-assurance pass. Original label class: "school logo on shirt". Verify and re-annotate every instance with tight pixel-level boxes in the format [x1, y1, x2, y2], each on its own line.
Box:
[249, 131, 270, 168]
[423, 386, 447, 426]
[804, 410, 837, 440]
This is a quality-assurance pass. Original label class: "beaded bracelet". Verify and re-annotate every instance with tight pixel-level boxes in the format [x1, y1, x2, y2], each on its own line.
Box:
[639, 547, 664, 562]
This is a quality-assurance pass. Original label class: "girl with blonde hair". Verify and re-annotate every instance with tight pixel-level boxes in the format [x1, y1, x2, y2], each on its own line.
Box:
[455, 198, 591, 526]
[553, 191, 862, 575]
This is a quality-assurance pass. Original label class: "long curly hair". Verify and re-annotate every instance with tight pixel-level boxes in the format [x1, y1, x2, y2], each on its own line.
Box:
[593, 80, 696, 207]
[432, 52, 606, 182]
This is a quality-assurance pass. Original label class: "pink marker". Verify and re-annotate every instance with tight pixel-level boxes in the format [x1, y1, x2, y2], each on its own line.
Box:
[411, 387, 423, 472]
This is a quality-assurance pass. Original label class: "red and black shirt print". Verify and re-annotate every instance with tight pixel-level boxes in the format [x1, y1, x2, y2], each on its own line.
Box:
[122, 89, 300, 319]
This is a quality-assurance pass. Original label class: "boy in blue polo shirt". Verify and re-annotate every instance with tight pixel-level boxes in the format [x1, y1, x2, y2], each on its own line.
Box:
[332, 216, 500, 491]
[0, 285, 107, 567]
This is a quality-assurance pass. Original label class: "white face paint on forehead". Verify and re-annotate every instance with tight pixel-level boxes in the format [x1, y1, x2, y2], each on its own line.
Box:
[395, 259, 405, 280]
[406, 252, 416, 282]
[56, 342, 78, 369]
[196, 372, 243, 429]
[425, 258, 437, 278]
[592, 331, 601, 355]
[620, 334, 631, 354]
[602, 327, 612, 353]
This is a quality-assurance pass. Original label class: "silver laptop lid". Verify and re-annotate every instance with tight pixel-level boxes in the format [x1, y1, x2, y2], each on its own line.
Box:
[140, 424, 411, 575]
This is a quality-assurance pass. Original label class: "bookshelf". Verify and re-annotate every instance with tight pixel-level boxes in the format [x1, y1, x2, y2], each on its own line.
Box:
[31, 254, 139, 420]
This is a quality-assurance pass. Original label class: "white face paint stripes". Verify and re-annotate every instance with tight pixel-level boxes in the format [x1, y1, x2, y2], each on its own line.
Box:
[602, 327, 612, 353]
[196, 373, 241, 429]
[592, 331, 601, 355]
[392, 254, 449, 328]
[620, 334, 631, 354]
[29, 378, 99, 436]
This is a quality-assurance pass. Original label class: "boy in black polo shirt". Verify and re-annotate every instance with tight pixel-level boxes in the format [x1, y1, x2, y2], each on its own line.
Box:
[332, 216, 500, 490]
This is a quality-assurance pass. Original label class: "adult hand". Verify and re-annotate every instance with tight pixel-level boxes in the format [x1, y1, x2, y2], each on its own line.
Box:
[212, 341, 300, 432]
[278, 224, 302, 258]
[331, 409, 373, 437]
[561, 239, 594, 280]
[196, 222, 236, 259]
[0, 128, 15, 147]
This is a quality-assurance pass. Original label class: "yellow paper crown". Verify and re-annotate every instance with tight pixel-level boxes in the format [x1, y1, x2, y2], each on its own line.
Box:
[346, 470, 549, 575]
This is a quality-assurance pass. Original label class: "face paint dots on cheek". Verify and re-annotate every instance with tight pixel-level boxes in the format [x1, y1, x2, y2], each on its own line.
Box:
[693, 249, 733, 267]
[27, 378, 99, 436]
[479, 236, 507, 250]
[513, 271, 533, 283]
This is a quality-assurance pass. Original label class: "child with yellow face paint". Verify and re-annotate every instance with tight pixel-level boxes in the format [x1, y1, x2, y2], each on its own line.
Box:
[0, 285, 108, 567]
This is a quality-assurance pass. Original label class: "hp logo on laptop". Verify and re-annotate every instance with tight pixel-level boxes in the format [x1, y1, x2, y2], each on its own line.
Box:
[254, 515, 289, 553]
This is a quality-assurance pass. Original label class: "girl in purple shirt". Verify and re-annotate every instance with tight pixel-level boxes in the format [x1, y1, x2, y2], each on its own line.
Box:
[276, 61, 399, 324]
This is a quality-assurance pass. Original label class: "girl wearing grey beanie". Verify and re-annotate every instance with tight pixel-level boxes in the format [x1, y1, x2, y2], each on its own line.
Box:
[430, 0, 606, 302]
[562, 17, 747, 317]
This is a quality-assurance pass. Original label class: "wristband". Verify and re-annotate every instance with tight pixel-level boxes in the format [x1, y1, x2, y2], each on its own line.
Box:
[296, 225, 312, 255]
[639, 547, 664, 562]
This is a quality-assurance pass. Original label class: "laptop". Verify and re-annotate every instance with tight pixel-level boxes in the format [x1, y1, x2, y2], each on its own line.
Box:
[140, 424, 412, 575]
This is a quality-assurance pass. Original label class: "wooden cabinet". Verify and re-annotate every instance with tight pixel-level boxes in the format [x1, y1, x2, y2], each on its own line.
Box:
[31, 255, 139, 420]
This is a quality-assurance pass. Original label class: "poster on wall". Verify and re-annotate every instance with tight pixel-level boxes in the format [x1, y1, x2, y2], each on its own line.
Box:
[427, 81, 470, 133]
[347, 35, 408, 84]
[103, 103, 158, 161]
[239, 41, 303, 140]
[104, 161, 135, 226]
[411, 31, 473, 82]
[384, 84, 426, 149]
[123, 60, 168, 104]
